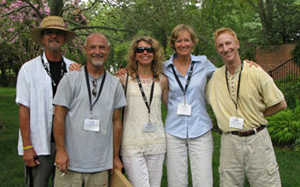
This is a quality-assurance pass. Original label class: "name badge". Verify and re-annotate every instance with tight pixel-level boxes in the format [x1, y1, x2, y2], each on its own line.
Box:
[177, 103, 192, 116]
[229, 116, 244, 130]
[84, 119, 100, 132]
[143, 122, 156, 133]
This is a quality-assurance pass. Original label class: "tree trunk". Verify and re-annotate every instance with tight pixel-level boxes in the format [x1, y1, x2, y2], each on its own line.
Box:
[50, 0, 64, 16]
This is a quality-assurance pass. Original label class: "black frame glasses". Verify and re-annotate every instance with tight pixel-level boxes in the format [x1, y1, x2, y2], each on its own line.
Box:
[135, 47, 154, 54]
[91, 79, 97, 97]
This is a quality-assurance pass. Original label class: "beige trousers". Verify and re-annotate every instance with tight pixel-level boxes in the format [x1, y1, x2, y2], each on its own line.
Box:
[54, 168, 108, 187]
[220, 128, 281, 187]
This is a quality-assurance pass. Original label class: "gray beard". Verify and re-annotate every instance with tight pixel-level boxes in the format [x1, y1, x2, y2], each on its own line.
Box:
[91, 60, 104, 66]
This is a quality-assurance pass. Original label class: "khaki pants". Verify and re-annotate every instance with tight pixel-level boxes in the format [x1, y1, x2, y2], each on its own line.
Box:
[54, 168, 108, 187]
[220, 128, 281, 187]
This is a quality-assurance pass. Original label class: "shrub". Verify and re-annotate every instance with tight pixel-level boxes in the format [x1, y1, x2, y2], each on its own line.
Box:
[276, 81, 300, 109]
[293, 41, 300, 66]
[267, 100, 300, 149]
[292, 137, 300, 152]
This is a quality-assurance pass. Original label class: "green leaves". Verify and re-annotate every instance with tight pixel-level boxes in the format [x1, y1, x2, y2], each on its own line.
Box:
[267, 101, 300, 150]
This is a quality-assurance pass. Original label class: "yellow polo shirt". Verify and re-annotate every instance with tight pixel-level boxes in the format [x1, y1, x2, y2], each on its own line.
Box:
[206, 62, 284, 132]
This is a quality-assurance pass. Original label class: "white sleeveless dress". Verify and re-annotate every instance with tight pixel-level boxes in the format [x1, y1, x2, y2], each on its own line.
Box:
[121, 76, 166, 156]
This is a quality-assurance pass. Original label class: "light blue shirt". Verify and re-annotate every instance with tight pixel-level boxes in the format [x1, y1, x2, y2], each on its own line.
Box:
[163, 53, 216, 139]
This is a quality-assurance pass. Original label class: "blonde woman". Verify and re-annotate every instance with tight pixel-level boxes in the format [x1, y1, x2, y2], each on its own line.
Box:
[163, 24, 215, 187]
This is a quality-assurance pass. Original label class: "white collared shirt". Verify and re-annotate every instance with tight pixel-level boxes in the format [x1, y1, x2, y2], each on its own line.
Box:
[16, 52, 73, 155]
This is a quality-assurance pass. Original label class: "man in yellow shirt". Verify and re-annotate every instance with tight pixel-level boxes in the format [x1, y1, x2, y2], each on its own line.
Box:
[206, 27, 287, 187]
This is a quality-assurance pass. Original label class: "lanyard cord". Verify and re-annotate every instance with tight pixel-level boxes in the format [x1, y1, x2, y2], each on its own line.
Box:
[171, 62, 194, 103]
[84, 66, 106, 112]
[225, 61, 244, 110]
[41, 53, 65, 87]
[136, 74, 155, 115]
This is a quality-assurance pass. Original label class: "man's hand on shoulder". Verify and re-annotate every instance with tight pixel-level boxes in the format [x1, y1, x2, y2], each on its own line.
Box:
[244, 59, 261, 68]
[69, 62, 81, 71]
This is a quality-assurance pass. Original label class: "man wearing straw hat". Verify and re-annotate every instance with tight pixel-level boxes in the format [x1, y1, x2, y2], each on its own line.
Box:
[15, 16, 76, 186]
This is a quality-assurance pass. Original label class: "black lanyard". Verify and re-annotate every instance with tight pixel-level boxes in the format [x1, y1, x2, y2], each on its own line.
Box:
[41, 53, 65, 87]
[171, 62, 194, 99]
[225, 61, 244, 110]
[136, 74, 155, 115]
[84, 66, 106, 113]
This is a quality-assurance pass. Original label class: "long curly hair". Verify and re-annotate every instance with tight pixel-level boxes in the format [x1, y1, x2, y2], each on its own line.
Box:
[127, 36, 164, 81]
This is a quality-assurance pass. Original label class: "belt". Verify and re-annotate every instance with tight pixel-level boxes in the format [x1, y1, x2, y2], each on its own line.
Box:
[230, 125, 266, 137]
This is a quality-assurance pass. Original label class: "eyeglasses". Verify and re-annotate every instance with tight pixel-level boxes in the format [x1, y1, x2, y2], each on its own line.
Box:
[42, 29, 67, 36]
[135, 47, 154, 54]
[91, 79, 97, 97]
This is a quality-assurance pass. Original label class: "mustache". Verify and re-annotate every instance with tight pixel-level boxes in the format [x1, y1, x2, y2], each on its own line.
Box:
[49, 38, 60, 43]
[91, 54, 104, 58]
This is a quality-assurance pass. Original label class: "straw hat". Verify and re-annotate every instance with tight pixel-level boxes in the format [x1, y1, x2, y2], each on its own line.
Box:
[31, 16, 76, 44]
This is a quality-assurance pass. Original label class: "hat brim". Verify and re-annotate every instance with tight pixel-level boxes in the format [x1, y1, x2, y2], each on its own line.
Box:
[31, 27, 76, 44]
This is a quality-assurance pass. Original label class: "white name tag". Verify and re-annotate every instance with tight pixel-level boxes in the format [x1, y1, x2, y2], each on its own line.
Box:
[229, 116, 244, 130]
[177, 103, 192, 116]
[143, 122, 156, 133]
[84, 119, 100, 132]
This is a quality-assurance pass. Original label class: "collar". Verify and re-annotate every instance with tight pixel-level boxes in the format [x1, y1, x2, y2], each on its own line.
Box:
[41, 51, 65, 66]
[227, 63, 242, 80]
[165, 53, 202, 68]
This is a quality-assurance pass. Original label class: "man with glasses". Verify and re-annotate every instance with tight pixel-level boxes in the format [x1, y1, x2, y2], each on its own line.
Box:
[15, 16, 75, 186]
[53, 33, 126, 186]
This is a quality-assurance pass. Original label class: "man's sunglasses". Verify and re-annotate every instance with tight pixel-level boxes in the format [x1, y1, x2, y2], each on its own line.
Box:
[42, 29, 67, 36]
[135, 47, 154, 54]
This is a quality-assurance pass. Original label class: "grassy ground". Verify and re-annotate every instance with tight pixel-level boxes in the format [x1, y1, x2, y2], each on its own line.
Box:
[1, 87, 300, 186]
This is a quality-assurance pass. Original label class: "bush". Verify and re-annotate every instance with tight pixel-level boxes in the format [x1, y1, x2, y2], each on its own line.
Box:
[267, 100, 300, 150]
[276, 81, 300, 109]
[293, 41, 300, 66]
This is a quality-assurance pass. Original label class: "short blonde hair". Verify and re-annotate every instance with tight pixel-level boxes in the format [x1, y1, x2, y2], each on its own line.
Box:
[127, 36, 164, 81]
[214, 27, 239, 47]
[169, 24, 199, 50]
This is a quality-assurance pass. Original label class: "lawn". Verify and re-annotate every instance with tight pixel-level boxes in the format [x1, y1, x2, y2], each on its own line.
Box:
[1, 87, 300, 186]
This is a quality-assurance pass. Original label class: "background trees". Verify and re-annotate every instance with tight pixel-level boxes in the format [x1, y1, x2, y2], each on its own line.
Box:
[0, 0, 300, 86]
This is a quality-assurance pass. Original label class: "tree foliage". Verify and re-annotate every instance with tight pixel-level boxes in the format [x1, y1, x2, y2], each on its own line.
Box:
[246, 0, 300, 44]
[0, 0, 300, 86]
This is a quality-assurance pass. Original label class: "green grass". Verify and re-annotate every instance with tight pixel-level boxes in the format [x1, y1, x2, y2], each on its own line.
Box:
[0, 88, 24, 186]
[1, 87, 300, 186]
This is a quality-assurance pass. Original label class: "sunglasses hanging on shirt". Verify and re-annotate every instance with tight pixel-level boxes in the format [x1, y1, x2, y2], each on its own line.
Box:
[91, 79, 97, 97]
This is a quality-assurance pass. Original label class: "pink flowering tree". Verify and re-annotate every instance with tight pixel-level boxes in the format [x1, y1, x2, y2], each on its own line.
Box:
[0, 0, 129, 86]
[0, 0, 50, 64]
[0, 0, 90, 64]
[0, 0, 89, 85]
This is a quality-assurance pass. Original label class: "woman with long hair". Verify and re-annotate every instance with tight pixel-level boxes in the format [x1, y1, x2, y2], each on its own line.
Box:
[117, 36, 168, 187]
